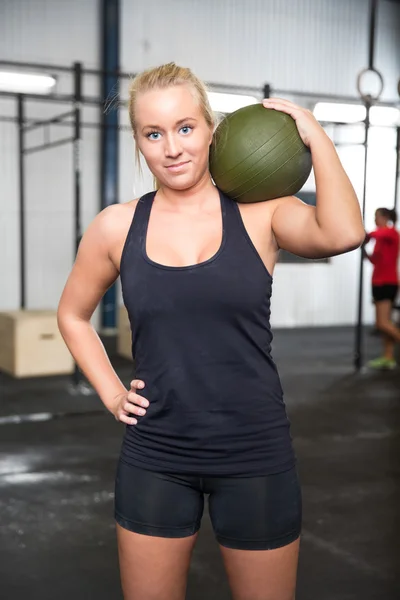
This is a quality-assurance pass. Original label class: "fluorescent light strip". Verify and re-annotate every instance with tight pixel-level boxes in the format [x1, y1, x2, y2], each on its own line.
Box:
[314, 102, 400, 127]
[0, 71, 56, 94]
[370, 106, 400, 127]
[314, 102, 366, 124]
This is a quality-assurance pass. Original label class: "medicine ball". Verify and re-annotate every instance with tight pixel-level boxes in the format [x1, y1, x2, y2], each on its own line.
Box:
[209, 103, 312, 203]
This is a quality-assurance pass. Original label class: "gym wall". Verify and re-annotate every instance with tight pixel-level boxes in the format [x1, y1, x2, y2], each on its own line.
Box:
[0, 0, 100, 312]
[120, 0, 400, 327]
[121, 0, 400, 99]
[1, 0, 399, 328]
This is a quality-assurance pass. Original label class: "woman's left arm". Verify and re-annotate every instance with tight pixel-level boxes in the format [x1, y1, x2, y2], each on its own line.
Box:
[265, 98, 366, 259]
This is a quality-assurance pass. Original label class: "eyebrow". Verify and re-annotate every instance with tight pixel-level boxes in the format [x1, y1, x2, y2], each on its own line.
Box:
[141, 117, 198, 133]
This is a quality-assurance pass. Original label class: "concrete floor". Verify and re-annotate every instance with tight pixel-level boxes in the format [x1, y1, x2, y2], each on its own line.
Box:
[0, 327, 399, 599]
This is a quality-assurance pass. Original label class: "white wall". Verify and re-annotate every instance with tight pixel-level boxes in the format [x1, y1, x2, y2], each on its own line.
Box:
[0, 0, 399, 328]
[270, 124, 399, 328]
[121, 0, 400, 328]
[0, 0, 100, 312]
[121, 0, 400, 100]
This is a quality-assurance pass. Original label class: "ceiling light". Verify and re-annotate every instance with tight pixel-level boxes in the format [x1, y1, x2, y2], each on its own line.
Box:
[370, 106, 400, 127]
[0, 71, 56, 94]
[313, 102, 366, 124]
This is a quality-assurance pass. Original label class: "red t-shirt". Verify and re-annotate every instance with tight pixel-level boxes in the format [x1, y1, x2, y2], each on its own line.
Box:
[366, 227, 399, 285]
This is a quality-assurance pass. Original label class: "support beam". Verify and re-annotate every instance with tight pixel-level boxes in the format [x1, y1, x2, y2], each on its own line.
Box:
[394, 128, 400, 211]
[17, 95, 26, 309]
[354, 0, 378, 371]
[100, 0, 120, 332]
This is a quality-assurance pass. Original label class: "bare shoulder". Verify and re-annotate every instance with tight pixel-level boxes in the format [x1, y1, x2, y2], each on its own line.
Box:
[236, 198, 280, 233]
[85, 199, 138, 248]
[94, 199, 139, 236]
[236, 195, 308, 221]
[78, 199, 140, 271]
[236, 196, 308, 259]
[95, 199, 140, 269]
[270, 195, 312, 212]
[237, 198, 275, 219]
[240, 195, 312, 225]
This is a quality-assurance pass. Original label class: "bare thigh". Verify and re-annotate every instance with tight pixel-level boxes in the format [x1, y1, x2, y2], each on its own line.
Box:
[116, 524, 198, 600]
[220, 537, 300, 600]
[375, 300, 393, 327]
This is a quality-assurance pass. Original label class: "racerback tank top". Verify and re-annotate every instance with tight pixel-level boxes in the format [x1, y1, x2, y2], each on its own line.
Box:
[119, 189, 295, 476]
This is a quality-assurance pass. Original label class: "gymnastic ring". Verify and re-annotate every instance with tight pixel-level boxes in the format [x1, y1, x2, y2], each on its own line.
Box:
[356, 67, 384, 103]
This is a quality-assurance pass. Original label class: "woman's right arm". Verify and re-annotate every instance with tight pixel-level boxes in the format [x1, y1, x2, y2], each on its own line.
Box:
[57, 205, 143, 423]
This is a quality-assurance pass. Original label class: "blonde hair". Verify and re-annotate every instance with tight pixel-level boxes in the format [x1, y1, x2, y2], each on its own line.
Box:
[128, 62, 215, 186]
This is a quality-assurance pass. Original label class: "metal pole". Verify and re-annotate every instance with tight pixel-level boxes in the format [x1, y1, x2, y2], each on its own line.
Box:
[354, 103, 371, 371]
[73, 62, 82, 256]
[100, 0, 120, 333]
[368, 0, 378, 71]
[354, 0, 379, 371]
[17, 95, 26, 309]
[394, 127, 400, 211]
[73, 62, 83, 387]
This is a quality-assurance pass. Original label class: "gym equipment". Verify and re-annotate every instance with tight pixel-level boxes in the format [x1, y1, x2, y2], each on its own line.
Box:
[117, 306, 132, 360]
[209, 103, 312, 203]
[356, 66, 384, 102]
[0, 310, 74, 378]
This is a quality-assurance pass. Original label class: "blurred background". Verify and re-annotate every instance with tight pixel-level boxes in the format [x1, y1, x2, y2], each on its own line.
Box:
[0, 1, 399, 599]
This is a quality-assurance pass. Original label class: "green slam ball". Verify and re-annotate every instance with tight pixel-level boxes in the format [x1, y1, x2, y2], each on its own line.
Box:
[209, 103, 312, 203]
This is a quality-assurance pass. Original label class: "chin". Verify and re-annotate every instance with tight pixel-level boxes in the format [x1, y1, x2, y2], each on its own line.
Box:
[160, 174, 198, 191]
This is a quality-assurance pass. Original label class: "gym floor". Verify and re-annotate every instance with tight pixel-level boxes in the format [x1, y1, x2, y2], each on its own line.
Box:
[0, 327, 399, 600]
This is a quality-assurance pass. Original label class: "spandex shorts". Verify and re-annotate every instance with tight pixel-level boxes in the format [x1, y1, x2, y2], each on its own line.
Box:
[372, 284, 398, 303]
[114, 459, 302, 551]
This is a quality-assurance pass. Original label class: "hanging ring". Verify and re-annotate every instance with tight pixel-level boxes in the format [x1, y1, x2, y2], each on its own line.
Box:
[356, 67, 384, 103]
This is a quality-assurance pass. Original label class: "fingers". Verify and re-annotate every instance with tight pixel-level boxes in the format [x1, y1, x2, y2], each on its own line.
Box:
[130, 379, 145, 390]
[262, 99, 301, 120]
[127, 388, 149, 406]
[118, 412, 138, 426]
[126, 394, 148, 411]
[263, 97, 300, 108]
[115, 398, 148, 425]
[262, 98, 309, 116]
[114, 379, 149, 425]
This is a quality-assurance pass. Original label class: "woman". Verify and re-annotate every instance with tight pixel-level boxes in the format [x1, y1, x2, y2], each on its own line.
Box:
[57, 63, 365, 600]
[364, 208, 399, 369]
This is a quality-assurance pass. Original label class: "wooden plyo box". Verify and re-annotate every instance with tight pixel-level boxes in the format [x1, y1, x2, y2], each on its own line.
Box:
[117, 306, 132, 360]
[0, 310, 74, 378]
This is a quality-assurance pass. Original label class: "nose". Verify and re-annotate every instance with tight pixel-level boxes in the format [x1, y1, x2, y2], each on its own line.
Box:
[164, 133, 182, 159]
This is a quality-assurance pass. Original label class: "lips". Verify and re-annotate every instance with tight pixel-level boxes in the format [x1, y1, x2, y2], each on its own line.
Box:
[166, 161, 189, 171]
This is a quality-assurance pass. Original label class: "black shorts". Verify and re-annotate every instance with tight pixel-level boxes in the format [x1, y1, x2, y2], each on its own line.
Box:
[372, 285, 398, 303]
[114, 459, 302, 551]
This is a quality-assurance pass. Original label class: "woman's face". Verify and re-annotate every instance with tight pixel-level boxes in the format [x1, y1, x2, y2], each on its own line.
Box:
[134, 85, 213, 190]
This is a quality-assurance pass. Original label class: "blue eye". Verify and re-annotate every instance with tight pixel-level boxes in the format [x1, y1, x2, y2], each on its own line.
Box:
[180, 125, 192, 135]
[147, 131, 161, 140]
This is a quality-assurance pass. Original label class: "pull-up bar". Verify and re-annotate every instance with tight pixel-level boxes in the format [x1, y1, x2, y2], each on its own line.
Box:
[16, 62, 84, 389]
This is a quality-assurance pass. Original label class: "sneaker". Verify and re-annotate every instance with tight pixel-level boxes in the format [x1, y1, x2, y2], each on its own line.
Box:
[367, 357, 397, 370]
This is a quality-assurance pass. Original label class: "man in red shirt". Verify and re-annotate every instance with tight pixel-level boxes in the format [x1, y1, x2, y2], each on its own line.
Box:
[364, 207, 399, 369]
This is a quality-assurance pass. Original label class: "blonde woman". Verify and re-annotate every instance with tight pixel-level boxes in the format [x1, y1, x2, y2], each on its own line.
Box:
[58, 63, 365, 600]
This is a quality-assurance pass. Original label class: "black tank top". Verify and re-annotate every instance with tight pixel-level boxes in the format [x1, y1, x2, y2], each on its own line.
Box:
[119, 189, 295, 476]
